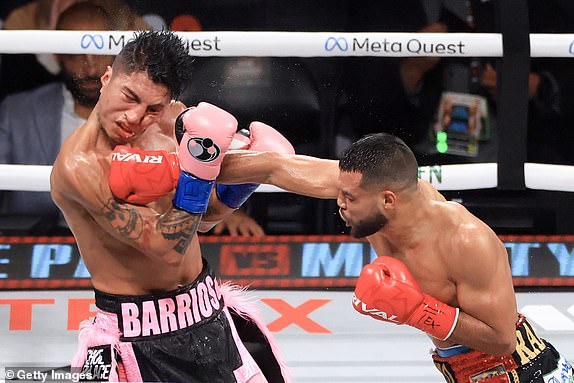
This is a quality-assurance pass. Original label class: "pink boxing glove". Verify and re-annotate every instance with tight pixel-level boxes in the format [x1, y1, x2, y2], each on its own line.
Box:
[217, 121, 295, 209]
[230, 121, 295, 154]
[176, 102, 238, 180]
[173, 102, 237, 214]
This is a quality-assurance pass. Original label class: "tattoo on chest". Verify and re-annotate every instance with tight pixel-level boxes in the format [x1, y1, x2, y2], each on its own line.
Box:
[103, 199, 200, 254]
[103, 199, 144, 240]
[158, 210, 201, 254]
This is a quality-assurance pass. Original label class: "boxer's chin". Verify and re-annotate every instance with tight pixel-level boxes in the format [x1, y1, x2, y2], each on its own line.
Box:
[350, 213, 387, 238]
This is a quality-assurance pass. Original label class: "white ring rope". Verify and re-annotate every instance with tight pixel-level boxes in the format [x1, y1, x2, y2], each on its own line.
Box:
[0, 30, 573, 57]
[1, 162, 572, 193]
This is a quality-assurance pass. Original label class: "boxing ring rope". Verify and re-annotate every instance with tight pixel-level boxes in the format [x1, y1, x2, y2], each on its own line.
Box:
[0, 30, 573, 57]
[1, 163, 574, 192]
[1, 31, 574, 192]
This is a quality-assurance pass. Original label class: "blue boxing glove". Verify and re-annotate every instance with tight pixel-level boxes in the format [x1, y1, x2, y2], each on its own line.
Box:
[217, 121, 295, 209]
[216, 183, 260, 209]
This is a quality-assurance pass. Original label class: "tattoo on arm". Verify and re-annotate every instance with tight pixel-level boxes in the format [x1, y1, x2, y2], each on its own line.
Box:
[103, 198, 201, 255]
[103, 198, 144, 240]
[158, 209, 202, 254]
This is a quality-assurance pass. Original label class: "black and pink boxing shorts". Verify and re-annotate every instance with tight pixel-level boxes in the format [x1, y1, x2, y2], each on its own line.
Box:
[71, 259, 291, 382]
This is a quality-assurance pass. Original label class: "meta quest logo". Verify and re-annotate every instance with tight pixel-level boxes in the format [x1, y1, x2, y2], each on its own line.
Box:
[324, 35, 466, 55]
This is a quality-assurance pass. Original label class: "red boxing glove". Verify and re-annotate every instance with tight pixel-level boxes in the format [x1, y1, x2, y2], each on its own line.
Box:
[109, 146, 180, 205]
[352, 256, 459, 341]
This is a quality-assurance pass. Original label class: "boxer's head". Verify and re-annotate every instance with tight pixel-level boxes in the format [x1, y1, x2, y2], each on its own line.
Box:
[97, 31, 194, 143]
[337, 133, 418, 238]
[111, 30, 194, 101]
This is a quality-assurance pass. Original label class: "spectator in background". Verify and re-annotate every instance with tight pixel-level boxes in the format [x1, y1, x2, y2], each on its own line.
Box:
[0, 0, 149, 101]
[0, 2, 115, 234]
[469, 0, 574, 165]
[410, 0, 574, 166]
[0, 1, 263, 236]
[336, 0, 445, 158]
[337, 0, 574, 168]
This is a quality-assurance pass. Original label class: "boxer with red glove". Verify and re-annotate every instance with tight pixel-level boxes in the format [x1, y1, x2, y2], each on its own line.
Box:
[109, 146, 180, 205]
[109, 102, 237, 214]
[352, 256, 459, 341]
[216, 121, 295, 209]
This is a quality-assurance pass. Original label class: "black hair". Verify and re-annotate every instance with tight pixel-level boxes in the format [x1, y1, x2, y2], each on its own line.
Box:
[339, 132, 418, 191]
[114, 30, 193, 100]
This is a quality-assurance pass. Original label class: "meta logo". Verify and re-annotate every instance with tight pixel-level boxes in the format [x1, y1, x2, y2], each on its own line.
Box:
[568, 40, 574, 55]
[80, 34, 104, 49]
[80, 34, 127, 51]
[324, 37, 349, 52]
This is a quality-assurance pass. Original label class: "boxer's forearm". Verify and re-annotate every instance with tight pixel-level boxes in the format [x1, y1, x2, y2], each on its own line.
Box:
[445, 311, 517, 356]
[219, 151, 339, 199]
[199, 191, 236, 232]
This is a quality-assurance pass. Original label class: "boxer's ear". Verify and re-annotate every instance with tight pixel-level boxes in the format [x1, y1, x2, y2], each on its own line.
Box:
[100, 66, 113, 88]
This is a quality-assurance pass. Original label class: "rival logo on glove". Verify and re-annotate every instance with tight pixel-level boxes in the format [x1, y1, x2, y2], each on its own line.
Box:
[352, 295, 399, 322]
[111, 151, 166, 164]
[185, 137, 221, 162]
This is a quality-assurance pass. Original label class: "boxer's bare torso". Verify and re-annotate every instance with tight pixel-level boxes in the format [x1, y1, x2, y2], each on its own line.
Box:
[221, 151, 518, 355]
[51, 100, 205, 295]
[51, 67, 241, 295]
[364, 180, 517, 351]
